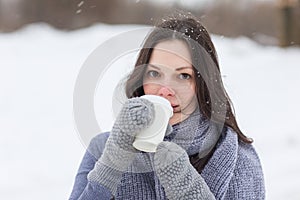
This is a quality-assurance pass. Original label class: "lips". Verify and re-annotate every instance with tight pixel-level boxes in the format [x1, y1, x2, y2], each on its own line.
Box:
[171, 104, 179, 109]
[166, 99, 178, 109]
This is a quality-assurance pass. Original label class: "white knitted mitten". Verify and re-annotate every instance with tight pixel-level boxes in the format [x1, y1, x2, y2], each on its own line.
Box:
[154, 141, 216, 200]
[88, 97, 154, 194]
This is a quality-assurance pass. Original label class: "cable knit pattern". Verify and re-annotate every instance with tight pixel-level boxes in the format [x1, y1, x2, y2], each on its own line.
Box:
[69, 113, 265, 199]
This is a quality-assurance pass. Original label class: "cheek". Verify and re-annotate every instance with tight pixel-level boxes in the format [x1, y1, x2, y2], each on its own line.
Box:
[177, 83, 195, 95]
[178, 87, 196, 103]
[143, 83, 159, 95]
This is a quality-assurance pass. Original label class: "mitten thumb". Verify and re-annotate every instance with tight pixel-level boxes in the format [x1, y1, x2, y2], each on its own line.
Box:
[154, 141, 187, 170]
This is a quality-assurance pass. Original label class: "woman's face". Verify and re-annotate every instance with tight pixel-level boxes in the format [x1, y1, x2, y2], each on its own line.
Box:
[143, 39, 198, 125]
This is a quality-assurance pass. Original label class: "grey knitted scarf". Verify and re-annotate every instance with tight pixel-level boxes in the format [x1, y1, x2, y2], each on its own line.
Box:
[165, 109, 221, 157]
[115, 109, 222, 199]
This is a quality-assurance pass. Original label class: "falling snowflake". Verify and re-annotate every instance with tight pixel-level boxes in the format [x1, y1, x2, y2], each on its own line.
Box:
[78, 1, 84, 7]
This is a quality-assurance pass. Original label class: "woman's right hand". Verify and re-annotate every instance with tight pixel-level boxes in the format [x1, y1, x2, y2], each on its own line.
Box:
[110, 97, 155, 152]
[87, 97, 155, 195]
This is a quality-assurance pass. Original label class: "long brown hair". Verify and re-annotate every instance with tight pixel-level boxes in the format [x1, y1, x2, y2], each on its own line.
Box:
[125, 13, 252, 143]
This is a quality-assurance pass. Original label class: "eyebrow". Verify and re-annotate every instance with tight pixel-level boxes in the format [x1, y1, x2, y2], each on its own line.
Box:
[176, 66, 193, 71]
[147, 64, 193, 71]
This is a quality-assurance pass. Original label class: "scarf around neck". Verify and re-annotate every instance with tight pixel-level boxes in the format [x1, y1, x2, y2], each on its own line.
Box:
[164, 109, 222, 158]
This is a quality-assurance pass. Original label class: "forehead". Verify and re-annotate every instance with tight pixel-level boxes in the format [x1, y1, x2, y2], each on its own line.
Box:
[149, 40, 192, 68]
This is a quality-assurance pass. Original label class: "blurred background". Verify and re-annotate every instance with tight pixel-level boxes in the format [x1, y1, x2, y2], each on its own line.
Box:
[0, 0, 300, 47]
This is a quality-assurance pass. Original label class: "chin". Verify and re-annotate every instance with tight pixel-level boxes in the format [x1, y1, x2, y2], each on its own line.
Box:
[172, 107, 181, 113]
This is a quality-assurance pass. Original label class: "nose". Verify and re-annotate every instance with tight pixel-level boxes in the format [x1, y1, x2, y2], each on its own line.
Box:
[158, 86, 175, 97]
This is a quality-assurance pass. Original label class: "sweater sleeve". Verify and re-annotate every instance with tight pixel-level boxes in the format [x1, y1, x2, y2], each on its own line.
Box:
[69, 132, 114, 200]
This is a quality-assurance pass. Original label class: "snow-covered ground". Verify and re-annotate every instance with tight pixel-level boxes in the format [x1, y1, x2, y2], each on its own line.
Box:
[0, 23, 299, 199]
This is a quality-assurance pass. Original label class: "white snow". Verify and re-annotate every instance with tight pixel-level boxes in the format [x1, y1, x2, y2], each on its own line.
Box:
[0, 23, 299, 199]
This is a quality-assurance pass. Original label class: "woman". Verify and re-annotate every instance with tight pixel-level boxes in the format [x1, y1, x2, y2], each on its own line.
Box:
[69, 13, 265, 199]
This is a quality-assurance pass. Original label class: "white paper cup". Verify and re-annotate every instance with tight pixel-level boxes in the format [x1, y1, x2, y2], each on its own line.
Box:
[132, 95, 173, 152]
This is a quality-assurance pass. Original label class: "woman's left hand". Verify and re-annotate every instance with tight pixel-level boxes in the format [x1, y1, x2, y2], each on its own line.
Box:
[154, 141, 215, 200]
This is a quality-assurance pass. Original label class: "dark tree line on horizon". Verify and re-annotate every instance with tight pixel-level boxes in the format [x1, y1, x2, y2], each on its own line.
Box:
[0, 0, 299, 46]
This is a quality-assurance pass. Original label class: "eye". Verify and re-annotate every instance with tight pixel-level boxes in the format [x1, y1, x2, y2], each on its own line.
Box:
[146, 70, 160, 78]
[178, 73, 192, 80]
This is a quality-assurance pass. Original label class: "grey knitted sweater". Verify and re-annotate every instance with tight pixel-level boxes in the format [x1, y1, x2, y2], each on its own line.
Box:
[69, 126, 265, 199]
